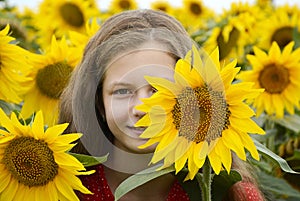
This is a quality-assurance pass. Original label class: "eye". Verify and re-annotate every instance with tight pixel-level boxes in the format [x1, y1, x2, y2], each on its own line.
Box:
[151, 87, 157, 94]
[113, 88, 132, 95]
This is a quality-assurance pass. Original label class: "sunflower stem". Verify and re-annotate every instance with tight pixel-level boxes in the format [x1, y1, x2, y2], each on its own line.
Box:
[196, 158, 212, 201]
[265, 118, 276, 152]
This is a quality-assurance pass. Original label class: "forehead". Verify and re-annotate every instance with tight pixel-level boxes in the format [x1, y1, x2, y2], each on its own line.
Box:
[104, 49, 176, 84]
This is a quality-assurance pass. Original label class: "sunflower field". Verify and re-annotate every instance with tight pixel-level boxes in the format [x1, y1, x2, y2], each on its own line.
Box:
[0, 0, 300, 200]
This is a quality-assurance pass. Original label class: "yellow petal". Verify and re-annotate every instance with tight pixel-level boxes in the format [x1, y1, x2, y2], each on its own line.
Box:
[222, 129, 246, 160]
[208, 150, 222, 174]
[55, 133, 82, 145]
[230, 116, 265, 134]
[214, 139, 232, 173]
[60, 169, 92, 194]
[0, 170, 11, 192]
[44, 123, 69, 142]
[239, 133, 260, 160]
[0, 177, 18, 201]
[0, 109, 17, 134]
[175, 152, 188, 174]
[54, 173, 80, 201]
[32, 111, 45, 139]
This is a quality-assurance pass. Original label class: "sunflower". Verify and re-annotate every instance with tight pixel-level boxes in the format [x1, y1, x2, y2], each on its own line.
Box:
[0, 109, 93, 201]
[68, 17, 101, 61]
[0, 24, 32, 104]
[108, 0, 138, 14]
[150, 0, 174, 14]
[178, 0, 214, 32]
[35, 0, 100, 48]
[256, 8, 299, 50]
[203, 2, 263, 63]
[236, 41, 300, 118]
[135, 46, 265, 180]
[20, 35, 81, 126]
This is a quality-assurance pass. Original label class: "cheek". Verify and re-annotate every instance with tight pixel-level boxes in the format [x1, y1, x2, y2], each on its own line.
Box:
[104, 98, 129, 126]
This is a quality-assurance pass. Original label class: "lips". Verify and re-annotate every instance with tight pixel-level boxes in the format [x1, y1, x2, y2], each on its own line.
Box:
[127, 126, 147, 136]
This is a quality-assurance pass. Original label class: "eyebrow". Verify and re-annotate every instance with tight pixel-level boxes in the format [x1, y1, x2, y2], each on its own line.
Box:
[107, 81, 134, 89]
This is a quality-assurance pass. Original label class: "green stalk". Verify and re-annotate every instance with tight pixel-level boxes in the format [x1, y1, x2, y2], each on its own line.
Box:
[196, 158, 212, 201]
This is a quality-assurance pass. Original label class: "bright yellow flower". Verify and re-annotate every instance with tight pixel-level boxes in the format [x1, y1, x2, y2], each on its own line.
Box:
[20, 35, 81, 126]
[256, 8, 299, 50]
[35, 0, 100, 48]
[0, 24, 32, 104]
[68, 17, 101, 61]
[150, 0, 174, 14]
[0, 109, 93, 201]
[177, 0, 214, 32]
[135, 46, 265, 180]
[108, 0, 138, 14]
[237, 41, 300, 118]
[203, 2, 264, 63]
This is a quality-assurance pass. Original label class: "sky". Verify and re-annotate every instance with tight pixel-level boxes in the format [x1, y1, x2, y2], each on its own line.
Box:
[7, 0, 300, 13]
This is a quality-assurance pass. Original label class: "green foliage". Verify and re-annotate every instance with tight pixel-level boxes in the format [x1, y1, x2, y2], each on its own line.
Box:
[69, 153, 108, 167]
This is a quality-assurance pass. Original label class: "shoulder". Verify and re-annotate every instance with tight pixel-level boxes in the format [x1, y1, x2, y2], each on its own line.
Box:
[224, 181, 265, 201]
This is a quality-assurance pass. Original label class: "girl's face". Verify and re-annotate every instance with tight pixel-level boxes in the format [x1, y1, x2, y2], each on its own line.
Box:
[102, 46, 176, 154]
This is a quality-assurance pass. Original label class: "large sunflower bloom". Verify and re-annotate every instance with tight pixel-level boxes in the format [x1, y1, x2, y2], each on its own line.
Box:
[236, 41, 300, 118]
[0, 109, 93, 201]
[0, 24, 32, 104]
[20, 35, 81, 126]
[135, 46, 265, 180]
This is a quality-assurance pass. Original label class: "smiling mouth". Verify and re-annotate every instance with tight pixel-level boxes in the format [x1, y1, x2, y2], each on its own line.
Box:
[128, 126, 147, 135]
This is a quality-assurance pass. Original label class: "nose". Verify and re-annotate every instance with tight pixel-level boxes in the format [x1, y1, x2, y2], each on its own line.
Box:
[131, 87, 153, 117]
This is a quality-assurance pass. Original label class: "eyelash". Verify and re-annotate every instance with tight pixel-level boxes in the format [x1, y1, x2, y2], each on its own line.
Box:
[112, 87, 157, 95]
[112, 89, 132, 95]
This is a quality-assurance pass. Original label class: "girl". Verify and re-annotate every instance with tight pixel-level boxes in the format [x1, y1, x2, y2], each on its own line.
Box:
[59, 9, 265, 201]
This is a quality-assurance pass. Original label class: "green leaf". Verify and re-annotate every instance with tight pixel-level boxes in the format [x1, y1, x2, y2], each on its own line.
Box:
[0, 100, 21, 114]
[254, 140, 299, 174]
[114, 165, 175, 201]
[286, 150, 300, 161]
[69, 153, 108, 167]
[272, 114, 300, 133]
[211, 170, 242, 201]
[293, 27, 300, 49]
[257, 170, 300, 198]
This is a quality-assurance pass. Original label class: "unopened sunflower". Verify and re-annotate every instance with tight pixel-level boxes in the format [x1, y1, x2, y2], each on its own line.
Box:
[237, 41, 300, 118]
[0, 109, 93, 201]
[135, 46, 265, 180]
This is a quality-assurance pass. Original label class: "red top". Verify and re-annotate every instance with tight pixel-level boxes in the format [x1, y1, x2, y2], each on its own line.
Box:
[77, 164, 264, 201]
[77, 164, 190, 201]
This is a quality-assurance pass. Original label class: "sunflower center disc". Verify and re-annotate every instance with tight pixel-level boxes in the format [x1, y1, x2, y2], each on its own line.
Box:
[3, 137, 58, 187]
[36, 62, 73, 99]
[259, 63, 290, 94]
[190, 3, 202, 15]
[172, 86, 230, 143]
[59, 2, 84, 27]
[271, 26, 293, 49]
[119, 0, 131, 9]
